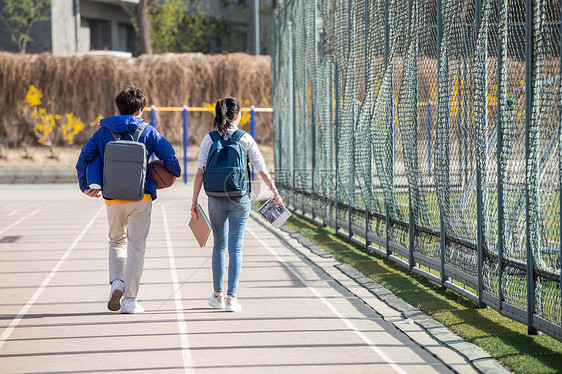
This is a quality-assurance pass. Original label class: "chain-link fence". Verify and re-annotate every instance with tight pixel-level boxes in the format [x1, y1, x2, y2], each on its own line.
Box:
[272, 0, 561, 340]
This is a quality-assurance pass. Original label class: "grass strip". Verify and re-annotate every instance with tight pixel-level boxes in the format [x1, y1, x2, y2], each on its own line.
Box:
[282, 213, 562, 374]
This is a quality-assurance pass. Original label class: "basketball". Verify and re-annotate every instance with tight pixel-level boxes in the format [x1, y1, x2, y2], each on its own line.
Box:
[149, 160, 177, 189]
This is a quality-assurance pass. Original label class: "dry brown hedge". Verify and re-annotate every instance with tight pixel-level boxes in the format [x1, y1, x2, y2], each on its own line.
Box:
[0, 52, 272, 146]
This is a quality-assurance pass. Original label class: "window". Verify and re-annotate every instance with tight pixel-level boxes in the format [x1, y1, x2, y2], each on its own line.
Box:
[89, 19, 111, 50]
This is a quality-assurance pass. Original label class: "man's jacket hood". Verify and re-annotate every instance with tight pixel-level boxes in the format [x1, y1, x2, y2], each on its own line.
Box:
[75, 115, 181, 199]
[100, 115, 145, 135]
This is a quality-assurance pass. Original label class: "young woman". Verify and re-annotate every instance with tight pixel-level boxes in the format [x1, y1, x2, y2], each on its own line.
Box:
[190, 96, 282, 312]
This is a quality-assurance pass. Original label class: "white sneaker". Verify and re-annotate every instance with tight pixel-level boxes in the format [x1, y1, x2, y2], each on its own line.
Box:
[107, 280, 123, 311]
[225, 297, 242, 312]
[208, 293, 225, 309]
[120, 297, 144, 314]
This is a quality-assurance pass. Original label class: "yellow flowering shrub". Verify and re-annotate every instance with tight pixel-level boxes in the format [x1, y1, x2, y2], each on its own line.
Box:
[22, 85, 101, 145]
[60, 113, 85, 145]
[23, 84, 43, 107]
[240, 99, 252, 126]
[201, 102, 216, 114]
[89, 115, 104, 127]
[32, 108, 60, 145]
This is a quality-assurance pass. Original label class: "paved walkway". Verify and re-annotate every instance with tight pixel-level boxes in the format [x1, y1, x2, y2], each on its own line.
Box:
[0, 183, 480, 373]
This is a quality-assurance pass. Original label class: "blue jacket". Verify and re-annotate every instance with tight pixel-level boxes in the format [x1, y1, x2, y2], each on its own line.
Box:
[75, 115, 181, 200]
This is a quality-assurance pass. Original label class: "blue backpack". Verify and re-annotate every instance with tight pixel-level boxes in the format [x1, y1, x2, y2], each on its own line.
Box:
[203, 129, 251, 197]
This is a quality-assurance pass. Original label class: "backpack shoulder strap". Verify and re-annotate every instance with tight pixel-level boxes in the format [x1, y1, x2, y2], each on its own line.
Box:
[231, 130, 246, 142]
[108, 123, 148, 142]
[131, 122, 148, 142]
[108, 128, 122, 141]
[209, 130, 221, 142]
[232, 129, 251, 194]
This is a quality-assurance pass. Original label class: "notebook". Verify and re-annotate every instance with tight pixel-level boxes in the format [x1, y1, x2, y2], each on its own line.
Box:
[258, 199, 292, 229]
[189, 203, 212, 247]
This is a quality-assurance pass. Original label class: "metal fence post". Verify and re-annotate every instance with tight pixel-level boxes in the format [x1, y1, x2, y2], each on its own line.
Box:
[475, 0, 484, 309]
[331, 61, 337, 229]
[384, 0, 391, 260]
[276, 8, 285, 200]
[440, 215, 446, 286]
[250, 106, 256, 139]
[393, 101, 396, 164]
[559, 0, 562, 326]
[365, 0, 370, 251]
[150, 105, 156, 161]
[384, 0, 390, 65]
[409, 197, 415, 271]
[183, 105, 188, 183]
[272, 13, 277, 93]
[408, 0, 415, 272]
[311, 101, 316, 220]
[525, 0, 538, 335]
[310, 0, 318, 219]
[150, 105, 156, 127]
[290, 0, 297, 212]
[308, 2, 319, 221]
[436, 0, 447, 286]
[349, 101, 361, 240]
[335, 62, 340, 234]
[347, 0, 352, 55]
[475, 0, 481, 39]
[496, 0, 506, 309]
[250, 105, 256, 181]
[476, 164, 484, 306]
[428, 102, 432, 176]
[347, 0, 354, 240]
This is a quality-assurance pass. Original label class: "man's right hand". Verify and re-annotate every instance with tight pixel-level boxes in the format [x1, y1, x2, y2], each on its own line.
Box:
[84, 189, 101, 198]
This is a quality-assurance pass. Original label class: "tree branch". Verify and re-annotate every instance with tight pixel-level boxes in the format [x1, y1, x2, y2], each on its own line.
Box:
[119, 0, 136, 18]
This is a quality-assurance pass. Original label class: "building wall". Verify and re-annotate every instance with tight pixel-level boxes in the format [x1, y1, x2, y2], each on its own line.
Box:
[51, 0, 77, 55]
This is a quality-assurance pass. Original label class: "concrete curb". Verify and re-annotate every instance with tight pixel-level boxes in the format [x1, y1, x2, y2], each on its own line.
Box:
[0, 169, 76, 184]
[0, 169, 192, 185]
[250, 209, 509, 374]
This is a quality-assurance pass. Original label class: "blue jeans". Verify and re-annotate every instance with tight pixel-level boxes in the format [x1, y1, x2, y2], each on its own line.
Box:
[208, 194, 251, 297]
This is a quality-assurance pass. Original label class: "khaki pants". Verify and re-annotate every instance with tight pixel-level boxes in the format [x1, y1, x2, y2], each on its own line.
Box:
[106, 201, 152, 299]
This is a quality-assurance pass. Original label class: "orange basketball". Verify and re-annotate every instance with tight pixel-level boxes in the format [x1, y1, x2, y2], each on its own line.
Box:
[149, 160, 177, 189]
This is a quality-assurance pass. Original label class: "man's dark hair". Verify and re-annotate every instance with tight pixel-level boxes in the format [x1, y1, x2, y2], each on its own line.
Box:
[115, 86, 148, 115]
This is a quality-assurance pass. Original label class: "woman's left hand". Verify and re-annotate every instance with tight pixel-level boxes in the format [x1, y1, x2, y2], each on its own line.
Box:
[271, 192, 283, 206]
[190, 202, 199, 219]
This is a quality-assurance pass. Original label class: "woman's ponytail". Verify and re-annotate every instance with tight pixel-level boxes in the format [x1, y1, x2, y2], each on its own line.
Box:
[213, 97, 241, 137]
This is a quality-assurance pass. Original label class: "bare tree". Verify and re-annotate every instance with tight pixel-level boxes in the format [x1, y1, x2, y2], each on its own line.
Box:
[119, 0, 158, 55]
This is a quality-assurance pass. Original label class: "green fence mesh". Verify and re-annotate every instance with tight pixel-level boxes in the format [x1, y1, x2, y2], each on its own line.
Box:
[273, 0, 561, 340]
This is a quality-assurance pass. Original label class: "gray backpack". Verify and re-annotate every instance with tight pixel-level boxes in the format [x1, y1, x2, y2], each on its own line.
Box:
[102, 123, 149, 201]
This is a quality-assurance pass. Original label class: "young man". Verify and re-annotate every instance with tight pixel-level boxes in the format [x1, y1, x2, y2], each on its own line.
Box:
[76, 86, 181, 313]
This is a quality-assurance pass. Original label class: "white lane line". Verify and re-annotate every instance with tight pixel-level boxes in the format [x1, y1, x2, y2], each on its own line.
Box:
[0, 205, 104, 350]
[162, 205, 193, 374]
[0, 209, 40, 235]
[8, 208, 21, 216]
[247, 227, 408, 374]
